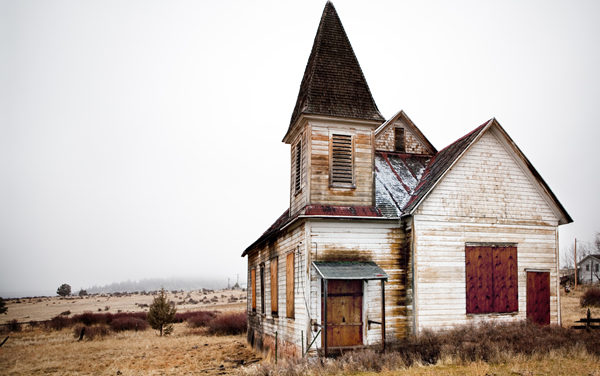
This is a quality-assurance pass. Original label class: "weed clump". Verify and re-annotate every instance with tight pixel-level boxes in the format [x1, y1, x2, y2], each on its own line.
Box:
[206, 312, 246, 335]
[581, 287, 600, 307]
[73, 324, 109, 340]
[110, 317, 148, 332]
[244, 321, 600, 376]
[7, 319, 21, 332]
[177, 311, 218, 327]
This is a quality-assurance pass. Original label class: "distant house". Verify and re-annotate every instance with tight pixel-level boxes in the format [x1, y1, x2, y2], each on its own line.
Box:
[242, 2, 572, 357]
[578, 254, 600, 284]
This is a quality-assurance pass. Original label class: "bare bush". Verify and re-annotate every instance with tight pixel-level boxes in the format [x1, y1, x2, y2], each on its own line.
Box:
[206, 312, 246, 335]
[581, 287, 600, 307]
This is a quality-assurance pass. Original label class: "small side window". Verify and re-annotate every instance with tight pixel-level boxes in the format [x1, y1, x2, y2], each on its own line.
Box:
[270, 257, 278, 316]
[294, 141, 302, 193]
[394, 127, 405, 152]
[260, 264, 265, 314]
[251, 268, 256, 312]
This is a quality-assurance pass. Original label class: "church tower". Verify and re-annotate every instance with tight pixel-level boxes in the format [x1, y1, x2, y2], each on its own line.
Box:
[283, 2, 385, 216]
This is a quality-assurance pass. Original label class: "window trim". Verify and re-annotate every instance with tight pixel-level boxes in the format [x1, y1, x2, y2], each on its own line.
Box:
[260, 263, 265, 315]
[294, 140, 302, 195]
[251, 268, 256, 313]
[329, 132, 355, 188]
[286, 252, 295, 319]
[270, 257, 278, 317]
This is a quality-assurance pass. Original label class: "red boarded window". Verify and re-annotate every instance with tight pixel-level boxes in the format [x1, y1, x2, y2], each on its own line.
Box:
[465, 245, 518, 314]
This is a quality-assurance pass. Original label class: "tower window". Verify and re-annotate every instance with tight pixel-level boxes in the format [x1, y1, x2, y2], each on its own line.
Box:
[331, 134, 353, 186]
[394, 127, 405, 152]
[294, 141, 302, 193]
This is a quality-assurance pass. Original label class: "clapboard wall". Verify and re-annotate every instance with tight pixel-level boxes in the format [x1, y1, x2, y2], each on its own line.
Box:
[412, 129, 560, 332]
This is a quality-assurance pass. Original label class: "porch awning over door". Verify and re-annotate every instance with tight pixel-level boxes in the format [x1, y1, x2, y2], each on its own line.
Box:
[312, 261, 388, 281]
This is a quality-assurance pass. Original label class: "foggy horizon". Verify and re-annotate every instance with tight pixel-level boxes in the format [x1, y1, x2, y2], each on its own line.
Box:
[2, 1, 599, 298]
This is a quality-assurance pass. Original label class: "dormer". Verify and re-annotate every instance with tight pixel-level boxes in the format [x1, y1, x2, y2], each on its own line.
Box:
[283, 2, 385, 216]
[374, 110, 436, 155]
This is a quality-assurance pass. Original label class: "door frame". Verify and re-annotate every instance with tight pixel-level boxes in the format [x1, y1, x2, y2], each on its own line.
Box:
[320, 279, 365, 351]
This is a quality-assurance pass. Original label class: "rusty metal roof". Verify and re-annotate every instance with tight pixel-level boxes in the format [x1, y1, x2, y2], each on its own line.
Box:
[313, 261, 388, 280]
[305, 205, 382, 217]
[242, 205, 384, 257]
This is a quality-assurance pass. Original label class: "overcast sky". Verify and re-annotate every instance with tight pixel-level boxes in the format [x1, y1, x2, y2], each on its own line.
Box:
[1, 0, 599, 297]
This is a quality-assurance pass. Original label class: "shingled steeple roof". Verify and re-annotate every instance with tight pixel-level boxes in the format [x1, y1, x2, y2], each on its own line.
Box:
[286, 2, 385, 136]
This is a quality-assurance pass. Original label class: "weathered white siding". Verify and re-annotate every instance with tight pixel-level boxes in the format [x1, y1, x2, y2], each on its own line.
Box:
[247, 222, 308, 357]
[308, 219, 411, 350]
[412, 130, 560, 332]
[416, 130, 558, 225]
[290, 129, 309, 216]
[309, 120, 376, 206]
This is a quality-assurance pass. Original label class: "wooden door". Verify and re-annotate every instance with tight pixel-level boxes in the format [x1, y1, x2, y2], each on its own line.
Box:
[527, 271, 550, 325]
[322, 280, 363, 348]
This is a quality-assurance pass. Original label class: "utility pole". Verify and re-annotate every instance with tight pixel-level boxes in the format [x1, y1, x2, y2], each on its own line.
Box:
[574, 238, 578, 290]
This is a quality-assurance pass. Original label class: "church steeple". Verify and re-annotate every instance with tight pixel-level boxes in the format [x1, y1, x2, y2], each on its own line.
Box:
[286, 2, 384, 138]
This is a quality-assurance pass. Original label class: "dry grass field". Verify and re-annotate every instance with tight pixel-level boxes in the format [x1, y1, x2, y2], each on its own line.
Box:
[0, 289, 246, 324]
[560, 286, 600, 328]
[1, 286, 600, 375]
[0, 324, 259, 375]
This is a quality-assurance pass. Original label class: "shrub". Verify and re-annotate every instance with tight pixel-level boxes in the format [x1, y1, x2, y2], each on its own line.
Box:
[147, 288, 177, 336]
[73, 324, 109, 340]
[60, 310, 71, 316]
[206, 312, 246, 335]
[0, 297, 7, 315]
[7, 319, 21, 332]
[184, 311, 218, 328]
[244, 321, 600, 376]
[56, 283, 71, 297]
[110, 317, 148, 332]
[46, 315, 72, 330]
[72, 312, 111, 326]
[581, 287, 600, 307]
[78, 289, 88, 297]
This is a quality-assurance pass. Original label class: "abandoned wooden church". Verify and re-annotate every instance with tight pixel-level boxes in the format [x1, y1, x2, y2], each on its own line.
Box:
[242, 2, 572, 357]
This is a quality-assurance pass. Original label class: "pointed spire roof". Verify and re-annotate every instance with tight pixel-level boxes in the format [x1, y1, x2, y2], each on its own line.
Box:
[286, 2, 384, 135]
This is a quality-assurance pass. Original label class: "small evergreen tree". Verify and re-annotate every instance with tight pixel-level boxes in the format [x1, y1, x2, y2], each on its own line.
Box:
[57, 283, 71, 297]
[147, 288, 176, 336]
[0, 297, 7, 315]
[78, 289, 88, 297]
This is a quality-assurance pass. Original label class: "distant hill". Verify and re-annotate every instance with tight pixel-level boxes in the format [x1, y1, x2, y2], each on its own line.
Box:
[85, 277, 227, 294]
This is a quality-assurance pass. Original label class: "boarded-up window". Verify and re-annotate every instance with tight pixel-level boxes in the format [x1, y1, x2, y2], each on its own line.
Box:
[330, 134, 353, 186]
[270, 257, 278, 316]
[260, 264, 265, 314]
[394, 127, 405, 152]
[251, 268, 256, 312]
[294, 141, 302, 193]
[286, 252, 295, 318]
[466, 245, 518, 314]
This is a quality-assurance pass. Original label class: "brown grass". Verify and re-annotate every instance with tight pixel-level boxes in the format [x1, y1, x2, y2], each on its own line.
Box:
[560, 286, 600, 327]
[0, 322, 260, 375]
